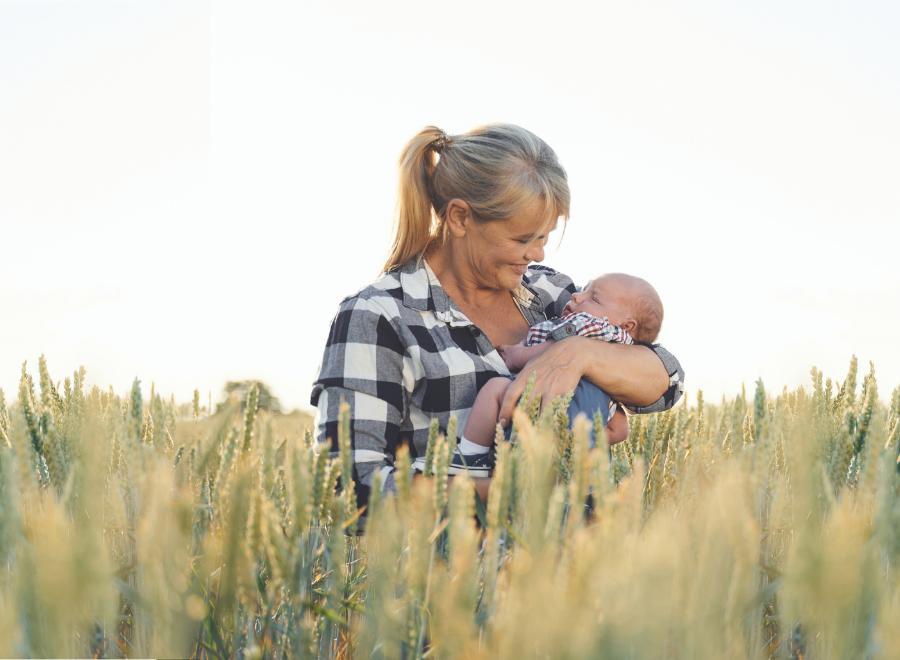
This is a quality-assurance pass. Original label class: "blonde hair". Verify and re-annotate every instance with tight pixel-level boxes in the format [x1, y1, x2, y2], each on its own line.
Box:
[384, 124, 570, 273]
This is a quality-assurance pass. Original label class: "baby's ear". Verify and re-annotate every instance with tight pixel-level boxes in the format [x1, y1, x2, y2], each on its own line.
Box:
[621, 319, 638, 335]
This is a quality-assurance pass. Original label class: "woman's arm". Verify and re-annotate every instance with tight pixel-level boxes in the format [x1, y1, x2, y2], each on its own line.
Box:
[580, 340, 671, 406]
[311, 295, 409, 506]
[497, 341, 553, 372]
[497, 337, 683, 426]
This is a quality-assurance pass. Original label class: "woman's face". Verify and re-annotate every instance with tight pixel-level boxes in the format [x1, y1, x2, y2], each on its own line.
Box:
[461, 198, 559, 291]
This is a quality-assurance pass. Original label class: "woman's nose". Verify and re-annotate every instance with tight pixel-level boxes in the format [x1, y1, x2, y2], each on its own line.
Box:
[524, 243, 544, 263]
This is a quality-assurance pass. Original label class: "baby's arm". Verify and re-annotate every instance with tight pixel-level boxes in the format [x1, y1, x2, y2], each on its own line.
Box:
[498, 341, 554, 372]
[605, 408, 629, 445]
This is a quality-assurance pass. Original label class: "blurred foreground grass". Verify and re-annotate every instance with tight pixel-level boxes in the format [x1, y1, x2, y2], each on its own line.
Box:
[0, 356, 898, 658]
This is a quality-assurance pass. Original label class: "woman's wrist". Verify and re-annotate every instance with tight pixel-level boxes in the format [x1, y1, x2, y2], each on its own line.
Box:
[556, 336, 593, 378]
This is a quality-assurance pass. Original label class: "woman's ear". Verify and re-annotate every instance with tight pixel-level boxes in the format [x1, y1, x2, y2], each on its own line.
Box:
[445, 199, 472, 238]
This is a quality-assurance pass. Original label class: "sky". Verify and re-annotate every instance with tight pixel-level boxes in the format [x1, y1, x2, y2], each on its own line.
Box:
[2, 0, 899, 411]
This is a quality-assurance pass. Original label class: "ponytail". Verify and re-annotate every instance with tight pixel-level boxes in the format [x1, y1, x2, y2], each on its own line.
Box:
[383, 126, 446, 273]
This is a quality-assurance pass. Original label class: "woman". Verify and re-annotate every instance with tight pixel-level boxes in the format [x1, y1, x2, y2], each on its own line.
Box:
[311, 124, 683, 506]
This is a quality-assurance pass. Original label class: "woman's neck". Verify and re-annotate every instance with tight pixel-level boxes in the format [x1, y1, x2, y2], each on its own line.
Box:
[425, 244, 506, 309]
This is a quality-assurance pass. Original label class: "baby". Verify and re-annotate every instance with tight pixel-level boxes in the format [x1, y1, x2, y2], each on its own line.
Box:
[451, 273, 664, 476]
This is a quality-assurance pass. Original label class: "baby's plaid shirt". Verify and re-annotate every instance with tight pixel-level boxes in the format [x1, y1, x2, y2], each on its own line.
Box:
[525, 311, 634, 347]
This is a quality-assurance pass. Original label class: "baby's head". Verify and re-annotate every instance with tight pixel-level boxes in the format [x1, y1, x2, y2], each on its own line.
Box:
[563, 273, 664, 343]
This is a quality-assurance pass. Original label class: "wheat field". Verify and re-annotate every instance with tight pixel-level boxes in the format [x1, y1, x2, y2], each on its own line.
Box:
[0, 356, 898, 658]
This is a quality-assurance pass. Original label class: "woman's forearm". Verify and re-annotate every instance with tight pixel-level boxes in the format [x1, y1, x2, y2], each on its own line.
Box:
[497, 336, 677, 426]
[576, 339, 669, 408]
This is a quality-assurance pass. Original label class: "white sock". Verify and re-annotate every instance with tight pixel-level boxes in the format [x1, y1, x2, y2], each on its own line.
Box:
[458, 437, 490, 455]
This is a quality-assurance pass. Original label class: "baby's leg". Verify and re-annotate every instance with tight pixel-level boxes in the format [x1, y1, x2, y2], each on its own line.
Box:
[567, 378, 613, 449]
[447, 377, 511, 477]
[462, 377, 511, 446]
[605, 408, 629, 445]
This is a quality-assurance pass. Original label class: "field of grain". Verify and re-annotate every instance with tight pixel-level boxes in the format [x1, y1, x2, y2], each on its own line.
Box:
[0, 356, 898, 658]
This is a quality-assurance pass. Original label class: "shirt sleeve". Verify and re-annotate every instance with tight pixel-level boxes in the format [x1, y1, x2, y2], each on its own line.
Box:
[310, 294, 409, 507]
[622, 343, 685, 414]
[526, 265, 578, 318]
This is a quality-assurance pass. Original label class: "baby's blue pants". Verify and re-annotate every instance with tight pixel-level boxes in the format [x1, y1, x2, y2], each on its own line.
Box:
[506, 378, 612, 449]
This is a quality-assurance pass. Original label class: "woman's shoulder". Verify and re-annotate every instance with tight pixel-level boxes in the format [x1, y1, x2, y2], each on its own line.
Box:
[320, 272, 410, 360]
[334, 259, 440, 320]
[523, 265, 578, 317]
[334, 270, 408, 319]
[524, 264, 578, 290]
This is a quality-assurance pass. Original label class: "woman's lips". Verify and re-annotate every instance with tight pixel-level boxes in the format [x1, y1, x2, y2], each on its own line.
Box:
[511, 264, 528, 276]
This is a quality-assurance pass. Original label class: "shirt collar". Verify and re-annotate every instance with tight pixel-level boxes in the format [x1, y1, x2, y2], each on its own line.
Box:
[396, 258, 466, 325]
[512, 279, 540, 310]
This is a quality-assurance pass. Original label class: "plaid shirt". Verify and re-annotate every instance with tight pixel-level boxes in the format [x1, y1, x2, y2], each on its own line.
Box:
[311, 258, 684, 506]
[525, 311, 634, 347]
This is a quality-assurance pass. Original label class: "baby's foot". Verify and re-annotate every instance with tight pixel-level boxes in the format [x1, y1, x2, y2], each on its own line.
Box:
[447, 447, 494, 478]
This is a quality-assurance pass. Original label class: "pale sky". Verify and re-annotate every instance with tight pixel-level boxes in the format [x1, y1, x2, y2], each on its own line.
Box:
[3, 0, 899, 411]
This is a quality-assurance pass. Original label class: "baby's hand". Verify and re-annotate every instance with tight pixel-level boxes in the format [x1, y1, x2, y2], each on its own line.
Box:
[605, 409, 629, 445]
[497, 342, 533, 371]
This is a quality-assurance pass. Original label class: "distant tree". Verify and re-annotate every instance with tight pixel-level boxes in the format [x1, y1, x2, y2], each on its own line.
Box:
[216, 380, 283, 414]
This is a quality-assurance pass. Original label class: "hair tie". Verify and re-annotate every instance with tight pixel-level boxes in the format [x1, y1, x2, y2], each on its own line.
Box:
[433, 132, 451, 153]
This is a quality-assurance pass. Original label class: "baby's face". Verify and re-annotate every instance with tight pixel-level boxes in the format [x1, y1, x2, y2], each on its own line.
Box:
[562, 276, 634, 325]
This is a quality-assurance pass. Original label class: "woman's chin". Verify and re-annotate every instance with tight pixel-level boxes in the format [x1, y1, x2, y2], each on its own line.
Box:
[489, 267, 526, 290]
[510, 264, 528, 279]
[504, 272, 525, 289]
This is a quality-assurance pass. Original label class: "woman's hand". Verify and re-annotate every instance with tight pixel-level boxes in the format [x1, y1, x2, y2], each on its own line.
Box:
[496, 338, 671, 426]
[497, 341, 552, 372]
[497, 337, 588, 426]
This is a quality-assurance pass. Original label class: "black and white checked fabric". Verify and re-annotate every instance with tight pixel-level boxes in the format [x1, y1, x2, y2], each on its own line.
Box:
[310, 259, 684, 506]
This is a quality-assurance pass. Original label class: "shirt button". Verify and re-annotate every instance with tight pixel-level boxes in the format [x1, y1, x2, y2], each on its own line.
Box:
[471, 327, 481, 336]
[565, 325, 574, 335]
